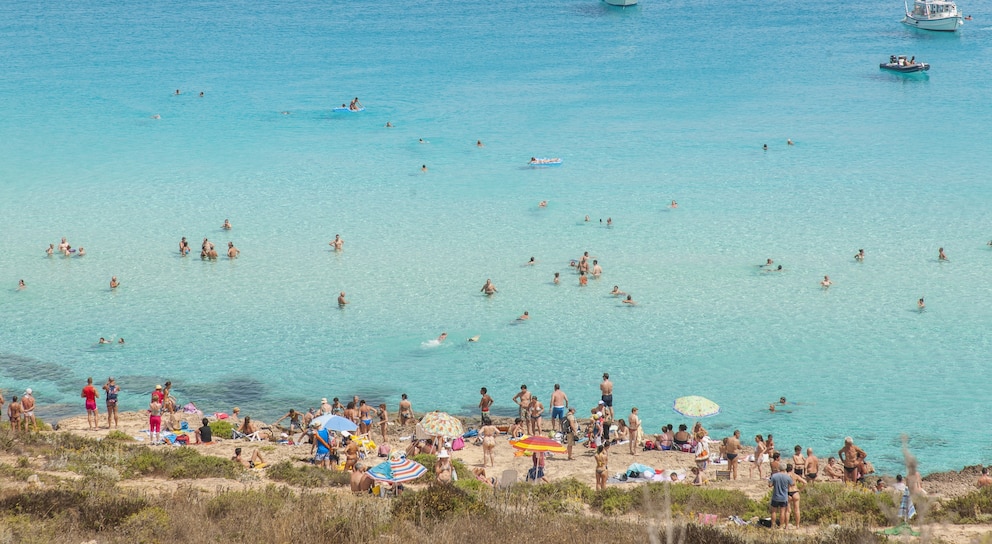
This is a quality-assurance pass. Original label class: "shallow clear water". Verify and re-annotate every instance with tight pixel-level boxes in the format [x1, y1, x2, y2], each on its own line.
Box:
[2, 0, 991, 473]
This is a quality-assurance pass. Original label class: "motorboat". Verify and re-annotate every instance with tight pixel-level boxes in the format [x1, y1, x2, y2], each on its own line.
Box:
[902, 0, 963, 31]
[880, 55, 930, 73]
[604, 0, 637, 6]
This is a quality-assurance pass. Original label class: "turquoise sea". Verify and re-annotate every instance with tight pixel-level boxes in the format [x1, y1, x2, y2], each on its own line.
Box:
[2, 0, 991, 474]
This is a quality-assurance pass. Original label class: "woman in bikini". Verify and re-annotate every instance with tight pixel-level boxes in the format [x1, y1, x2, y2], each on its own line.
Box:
[786, 463, 807, 528]
[377, 404, 389, 443]
[480, 421, 498, 467]
[594, 445, 609, 491]
[751, 435, 767, 479]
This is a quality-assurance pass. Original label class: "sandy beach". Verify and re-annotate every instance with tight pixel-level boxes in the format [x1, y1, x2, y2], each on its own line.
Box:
[0, 408, 982, 543]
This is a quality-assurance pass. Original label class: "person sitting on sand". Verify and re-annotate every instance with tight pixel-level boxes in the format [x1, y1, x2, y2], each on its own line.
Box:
[508, 418, 526, 439]
[232, 447, 266, 469]
[823, 456, 844, 481]
[435, 449, 453, 483]
[239, 416, 270, 440]
[473, 467, 495, 487]
[350, 464, 374, 492]
[195, 417, 213, 444]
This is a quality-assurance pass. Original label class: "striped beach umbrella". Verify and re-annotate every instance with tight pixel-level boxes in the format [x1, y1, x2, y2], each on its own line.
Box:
[672, 396, 721, 418]
[368, 456, 428, 483]
[418, 411, 464, 439]
[510, 435, 567, 454]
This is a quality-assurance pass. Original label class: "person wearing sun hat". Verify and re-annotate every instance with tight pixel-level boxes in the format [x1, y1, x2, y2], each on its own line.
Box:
[320, 397, 332, 415]
[20, 388, 37, 432]
[435, 449, 453, 483]
[151, 384, 164, 404]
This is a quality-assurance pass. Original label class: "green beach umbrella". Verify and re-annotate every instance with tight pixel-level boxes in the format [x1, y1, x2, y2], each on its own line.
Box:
[672, 396, 721, 418]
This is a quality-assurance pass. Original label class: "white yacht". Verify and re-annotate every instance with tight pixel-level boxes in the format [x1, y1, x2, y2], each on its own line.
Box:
[902, 0, 963, 31]
[604, 0, 637, 6]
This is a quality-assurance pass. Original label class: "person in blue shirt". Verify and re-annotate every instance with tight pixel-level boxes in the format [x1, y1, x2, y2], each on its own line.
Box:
[769, 464, 794, 530]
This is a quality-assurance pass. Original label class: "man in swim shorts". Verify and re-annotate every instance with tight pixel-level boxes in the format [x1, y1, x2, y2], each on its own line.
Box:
[769, 465, 793, 530]
[20, 388, 36, 432]
[600, 373, 614, 420]
[725, 430, 742, 480]
[838, 437, 866, 483]
[81, 377, 99, 431]
[805, 447, 819, 483]
[512, 385, 531, 423]
[550, 384, 568, 432]
[478, 387, 493, 423]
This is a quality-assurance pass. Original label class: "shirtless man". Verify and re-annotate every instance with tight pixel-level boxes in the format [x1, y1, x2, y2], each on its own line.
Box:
[805, 447, 820, 484]
[330, 234, 344, 251]
[528, 396, 544, 435]
[512, 385, 531, 423]
[838, 437, 867, 483]
[227, 241, 240, 258]
[20, 388, 36, 432]
[623, 295, 636, 305]
[517, 311, 529, 321]
[977, 467, 992, 488]
[725, 430, 742, 480]
[58, 237, 69, 253]
[628, 407, 641, 455]
[938, 247, 948, 261]
[222, 219, 232, 230]
[820, 275, 832, 288]
[337, 291, 348, 307]
[855, 249, 865, 261]
[550, 384, 568, 432]
[350, 464, 374, 492]
[579, 271, 588, 286]
[7, 396, 22, 434]
[109, 276, 120, 289]
[480, 279, 497, 296]
[478, 387, 494, 421]
[398, 394, 413, 426]
[320, 397, 333, 415]
[480, 420, 499, 467]
[591, 260, 602, 277]
[46, 244, 54, 256]
[600, 373, 614, 420]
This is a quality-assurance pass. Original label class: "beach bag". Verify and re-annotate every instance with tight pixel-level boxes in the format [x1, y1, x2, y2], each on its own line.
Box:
[644, 440, 654, 451]
[175, 435, 189, 445]
[451, 437, 465, 451]
[378, 444, 391, 458]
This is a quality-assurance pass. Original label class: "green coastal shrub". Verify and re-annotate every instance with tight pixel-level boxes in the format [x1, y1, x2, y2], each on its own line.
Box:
[392, 482, 488, 523]
[267, 460, 350, 488]
[799, 483, 891, 525]
[936, 486, 992, 523]
[0, 487, 148, 531]
[205, 486, 293, 521]
[591, 487, 635, 516]
[640, 482, 760, 518]
[104, 430, 134, 442]
[209, 420, 234, 439]
[124, 446, 237, 480]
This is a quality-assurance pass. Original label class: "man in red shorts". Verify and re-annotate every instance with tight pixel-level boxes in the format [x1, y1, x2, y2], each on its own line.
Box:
[81, 377, 99, 431]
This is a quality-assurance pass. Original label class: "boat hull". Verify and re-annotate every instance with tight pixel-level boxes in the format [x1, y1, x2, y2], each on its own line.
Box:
[604, 0, 637, 6]
[880, 62, 930, 73]
[901, 15, 962, 31]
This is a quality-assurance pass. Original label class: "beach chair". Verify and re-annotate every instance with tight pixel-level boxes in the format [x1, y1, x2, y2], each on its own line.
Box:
[497, 469, 517, 489]
[231, 429, 262, 442]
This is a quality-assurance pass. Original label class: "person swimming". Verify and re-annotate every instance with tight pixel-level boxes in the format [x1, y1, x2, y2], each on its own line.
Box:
[222, 219, 232, 230]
